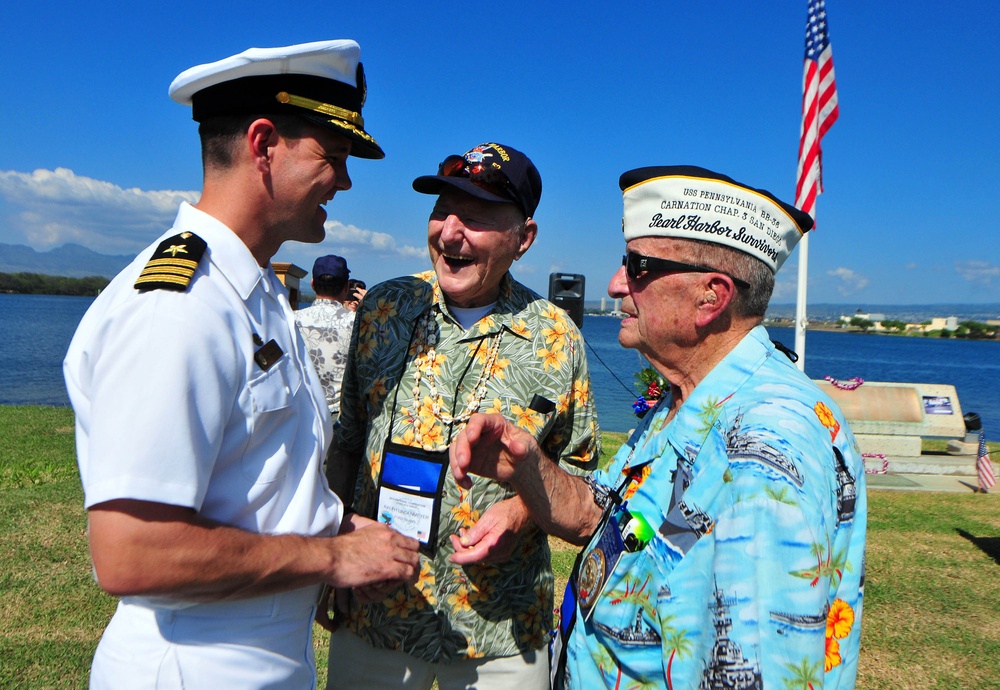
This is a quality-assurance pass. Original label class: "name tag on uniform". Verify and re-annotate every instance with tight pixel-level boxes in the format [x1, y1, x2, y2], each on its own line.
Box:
[253, 339, 284, 370]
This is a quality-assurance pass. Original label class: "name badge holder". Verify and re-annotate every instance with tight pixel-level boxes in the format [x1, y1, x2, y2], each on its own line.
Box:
[550, 468, 654, 689]
[549, 477, 617, 688]
[376, 441, 449, 557]
[372, 309, 500, 559]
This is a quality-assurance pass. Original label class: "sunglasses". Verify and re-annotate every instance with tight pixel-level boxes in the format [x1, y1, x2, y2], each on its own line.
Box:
[622, 252, 750, 289]
[438, 154, 520, 207]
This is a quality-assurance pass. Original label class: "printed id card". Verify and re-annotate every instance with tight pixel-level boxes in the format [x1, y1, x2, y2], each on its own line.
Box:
[376, 441, 448, 557]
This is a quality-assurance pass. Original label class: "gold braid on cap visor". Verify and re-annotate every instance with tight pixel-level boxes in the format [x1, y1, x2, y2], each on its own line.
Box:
[275, 91, 365, 128]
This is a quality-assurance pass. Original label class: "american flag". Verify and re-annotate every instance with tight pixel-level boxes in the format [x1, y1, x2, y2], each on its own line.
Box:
[977, 430, 996, 492]
[796, 0, 839, 217]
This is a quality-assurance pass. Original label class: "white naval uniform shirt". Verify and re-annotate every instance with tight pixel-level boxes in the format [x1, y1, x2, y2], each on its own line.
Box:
[64, 202, 342, 688]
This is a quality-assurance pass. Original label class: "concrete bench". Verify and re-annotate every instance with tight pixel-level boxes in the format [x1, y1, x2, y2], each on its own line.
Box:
[815, 381, 975, 475]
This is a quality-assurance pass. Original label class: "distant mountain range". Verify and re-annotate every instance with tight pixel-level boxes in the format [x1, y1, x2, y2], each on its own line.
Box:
[0, 243, 133, 279]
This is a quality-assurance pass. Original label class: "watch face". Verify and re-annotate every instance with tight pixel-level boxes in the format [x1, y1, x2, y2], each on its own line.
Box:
[577, 548, 606, 611]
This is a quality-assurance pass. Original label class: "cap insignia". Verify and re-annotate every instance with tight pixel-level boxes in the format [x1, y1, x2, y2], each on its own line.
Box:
[356, 62, 367, 107]
[275, 92, 364, 128]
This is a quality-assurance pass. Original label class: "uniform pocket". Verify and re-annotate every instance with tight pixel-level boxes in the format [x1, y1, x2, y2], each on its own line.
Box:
[248, 358, 300, 413]
[243, 360, 302, 483]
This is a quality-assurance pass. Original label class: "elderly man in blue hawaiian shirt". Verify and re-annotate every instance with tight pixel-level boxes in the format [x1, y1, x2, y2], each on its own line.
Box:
[452, 165, 867, 690]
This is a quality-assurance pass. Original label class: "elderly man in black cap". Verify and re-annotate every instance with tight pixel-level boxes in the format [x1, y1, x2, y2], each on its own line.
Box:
[63, 40, 419, 689]
[451, 166, 867, 689]
[323, 143, 600, 689]
[296, 254, 356, 416]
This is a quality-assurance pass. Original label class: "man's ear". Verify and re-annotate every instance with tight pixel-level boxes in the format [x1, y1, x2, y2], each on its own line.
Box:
[514, 218, 538, 260]
[694, 274, 736, 328]
[247, 118, 280, 174]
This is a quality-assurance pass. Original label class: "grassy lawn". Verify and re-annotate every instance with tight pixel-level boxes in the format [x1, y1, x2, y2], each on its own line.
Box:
[2, 406, 999, 688]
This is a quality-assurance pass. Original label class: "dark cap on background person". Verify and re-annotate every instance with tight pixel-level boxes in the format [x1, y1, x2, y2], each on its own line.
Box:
[168, 40, 384, 159]
[619, 165, 814, 273]
[412, 142, 542, 218]
[312, 254, 350, 283]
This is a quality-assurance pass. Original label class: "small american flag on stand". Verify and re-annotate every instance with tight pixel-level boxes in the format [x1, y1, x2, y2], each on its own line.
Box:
[796, 0, 839, 217]
[977, 430, 996, 493]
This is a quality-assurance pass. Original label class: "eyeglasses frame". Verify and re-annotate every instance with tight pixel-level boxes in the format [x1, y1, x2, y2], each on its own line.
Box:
[622, 252, 750, 290]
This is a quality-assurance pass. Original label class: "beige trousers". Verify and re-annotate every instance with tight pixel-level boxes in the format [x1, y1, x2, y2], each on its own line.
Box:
[325, 627, 549, 690]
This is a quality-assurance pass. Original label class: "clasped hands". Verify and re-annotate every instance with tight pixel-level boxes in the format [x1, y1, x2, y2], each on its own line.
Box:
[317, 413, 539, 631]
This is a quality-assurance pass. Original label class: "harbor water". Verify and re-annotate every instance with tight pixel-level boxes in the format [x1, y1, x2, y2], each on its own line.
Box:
[2, 294, 998, 440]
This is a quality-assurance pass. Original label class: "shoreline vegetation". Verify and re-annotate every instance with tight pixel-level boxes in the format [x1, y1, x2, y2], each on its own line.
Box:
[3, 404, 1000, 688]
[586, 311, 1000, 340]
[0, 272, 109, 297]
[766, 316, 999, 340]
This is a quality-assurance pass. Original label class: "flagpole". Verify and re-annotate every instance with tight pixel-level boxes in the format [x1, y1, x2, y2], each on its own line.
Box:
[794, 231, 809, 372]
[795, 0, 838, 372]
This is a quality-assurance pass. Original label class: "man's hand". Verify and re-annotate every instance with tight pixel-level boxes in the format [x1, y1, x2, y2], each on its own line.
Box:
[451, 413, 603, 546]
[450, 412, 540, 489]
[87, 500, 419, 602]
[328, 514, 420, 590]
[449, 496, 532, 565]
[315, 513, 420, 632]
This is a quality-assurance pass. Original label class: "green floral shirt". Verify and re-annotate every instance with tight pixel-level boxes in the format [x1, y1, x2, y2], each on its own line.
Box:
[336, 271, 600, 662]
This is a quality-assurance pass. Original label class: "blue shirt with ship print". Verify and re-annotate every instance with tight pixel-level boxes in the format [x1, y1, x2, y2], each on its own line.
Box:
[563, 325, 866, 690]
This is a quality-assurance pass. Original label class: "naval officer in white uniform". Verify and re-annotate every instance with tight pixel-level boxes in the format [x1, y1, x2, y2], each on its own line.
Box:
[64, 40, 420, 689]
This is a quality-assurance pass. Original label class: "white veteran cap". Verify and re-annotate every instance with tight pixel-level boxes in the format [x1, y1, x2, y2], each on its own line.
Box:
[169, 39, 383, 159]
[620, 166, 814, 273]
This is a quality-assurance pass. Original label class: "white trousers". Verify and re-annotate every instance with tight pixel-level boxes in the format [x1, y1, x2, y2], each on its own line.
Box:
[325, 628, 549, 690]
[91, 588, 321, 690]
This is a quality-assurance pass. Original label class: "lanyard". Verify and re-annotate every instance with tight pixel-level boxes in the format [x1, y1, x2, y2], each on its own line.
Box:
[386, 306, 502, 450]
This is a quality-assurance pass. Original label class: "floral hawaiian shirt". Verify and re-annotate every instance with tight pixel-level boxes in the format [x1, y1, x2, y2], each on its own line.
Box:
[295, 297, 355, 415]
[336, 271, 600, 662]
[563, 325, 866, 690]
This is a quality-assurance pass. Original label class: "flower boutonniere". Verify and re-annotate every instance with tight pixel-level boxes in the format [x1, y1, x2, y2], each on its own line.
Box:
[633, 366, 666, 418]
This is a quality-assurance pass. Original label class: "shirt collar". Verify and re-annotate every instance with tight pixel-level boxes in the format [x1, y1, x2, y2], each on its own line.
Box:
[647, 325, 775, 461]
[174, 202, 265, 301]
[429, 272, 524, 340]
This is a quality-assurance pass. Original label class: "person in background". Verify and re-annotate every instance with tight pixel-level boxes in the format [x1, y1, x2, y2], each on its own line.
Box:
[63, 40, 419, 689]
[451, 165, 867, 690]
[344, 278, 367, 311]
[296, 254, 356, 416]
[323, 142, 600, 689]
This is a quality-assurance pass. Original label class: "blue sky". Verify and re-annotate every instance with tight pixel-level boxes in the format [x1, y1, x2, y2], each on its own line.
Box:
[2, 0, 998, 306]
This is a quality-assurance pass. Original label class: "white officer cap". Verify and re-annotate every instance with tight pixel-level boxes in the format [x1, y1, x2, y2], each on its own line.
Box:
[620, 166, 814, 273]
[169, 40, 383, 159]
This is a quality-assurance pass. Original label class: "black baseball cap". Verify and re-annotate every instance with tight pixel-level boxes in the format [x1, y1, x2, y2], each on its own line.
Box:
[412, 142, 542, 218]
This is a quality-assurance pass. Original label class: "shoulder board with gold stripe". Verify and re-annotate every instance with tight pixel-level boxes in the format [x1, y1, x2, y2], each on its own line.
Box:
[134, 232, 207, 293]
